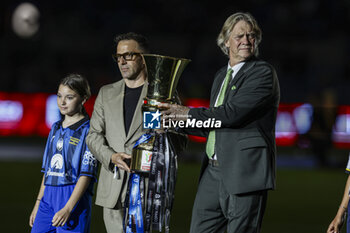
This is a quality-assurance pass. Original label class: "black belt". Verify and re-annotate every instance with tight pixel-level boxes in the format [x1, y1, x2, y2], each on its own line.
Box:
[208, 159, 219, 167]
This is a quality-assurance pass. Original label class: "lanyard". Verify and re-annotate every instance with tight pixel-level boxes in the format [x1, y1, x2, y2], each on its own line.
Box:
[125, 132, 178, 233]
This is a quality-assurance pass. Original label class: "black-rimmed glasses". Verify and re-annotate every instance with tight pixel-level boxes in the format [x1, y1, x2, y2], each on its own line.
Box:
[112, 52, 141, 62]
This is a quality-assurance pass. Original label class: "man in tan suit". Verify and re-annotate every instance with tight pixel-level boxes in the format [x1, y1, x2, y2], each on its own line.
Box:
[86, 32, 149, 233]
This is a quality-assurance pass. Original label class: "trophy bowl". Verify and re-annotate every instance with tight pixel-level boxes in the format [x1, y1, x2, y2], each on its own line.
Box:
[141, 54, 191, 112]
[130, 54, 190, 173]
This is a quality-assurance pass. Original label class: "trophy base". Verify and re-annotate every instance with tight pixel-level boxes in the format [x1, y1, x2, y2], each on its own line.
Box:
[130, 133, 155, 174]
[130, 148, 153, 173]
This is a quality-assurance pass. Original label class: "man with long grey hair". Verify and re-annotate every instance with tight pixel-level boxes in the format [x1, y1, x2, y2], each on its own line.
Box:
[160, 12, 280, 233]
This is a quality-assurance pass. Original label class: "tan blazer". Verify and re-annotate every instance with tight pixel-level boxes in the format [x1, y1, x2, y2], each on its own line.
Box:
[86, 79, 148, 208]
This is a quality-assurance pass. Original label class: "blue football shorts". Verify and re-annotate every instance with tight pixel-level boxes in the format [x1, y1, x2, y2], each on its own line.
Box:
[31, 184, 92, 233]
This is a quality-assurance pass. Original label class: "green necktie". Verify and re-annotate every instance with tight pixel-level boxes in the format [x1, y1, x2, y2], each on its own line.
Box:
[206, 68, 233, 159]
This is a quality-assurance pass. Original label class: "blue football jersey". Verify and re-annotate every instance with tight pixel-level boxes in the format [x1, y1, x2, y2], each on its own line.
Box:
[41, 116, 98, 188]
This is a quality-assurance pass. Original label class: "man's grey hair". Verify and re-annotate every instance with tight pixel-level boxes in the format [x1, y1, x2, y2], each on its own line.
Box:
[217, 12, 262, 57]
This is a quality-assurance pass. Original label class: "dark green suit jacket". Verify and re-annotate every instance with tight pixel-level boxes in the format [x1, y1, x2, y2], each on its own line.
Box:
[186, 57, 280, 195]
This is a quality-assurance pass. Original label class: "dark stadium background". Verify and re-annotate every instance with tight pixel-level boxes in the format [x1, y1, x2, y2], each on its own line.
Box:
[1, 0, 350, 232]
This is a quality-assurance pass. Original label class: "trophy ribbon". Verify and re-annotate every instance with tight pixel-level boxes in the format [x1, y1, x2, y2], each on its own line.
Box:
[124, 54, 189, 233]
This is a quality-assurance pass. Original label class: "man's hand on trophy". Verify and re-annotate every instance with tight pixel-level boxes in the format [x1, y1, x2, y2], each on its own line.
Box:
[111, 152, 132, 172]
[159, 103, 190, 121]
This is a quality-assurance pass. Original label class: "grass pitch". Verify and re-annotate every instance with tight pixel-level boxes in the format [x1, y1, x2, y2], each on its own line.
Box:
[0, 161, 347, 233]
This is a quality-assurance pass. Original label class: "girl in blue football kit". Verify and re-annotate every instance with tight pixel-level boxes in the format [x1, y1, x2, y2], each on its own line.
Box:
[29, 74, 98, 233]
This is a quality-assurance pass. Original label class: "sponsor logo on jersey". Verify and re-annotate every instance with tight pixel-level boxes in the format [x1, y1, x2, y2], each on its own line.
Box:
[46, 169, 65, 177]
[50, 153, 63, 169]
[83, 150, 97, 167]
[47, 153, 65, 177]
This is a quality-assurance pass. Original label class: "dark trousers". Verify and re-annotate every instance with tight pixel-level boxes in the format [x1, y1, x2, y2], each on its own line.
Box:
[190, 163, 268, 233]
